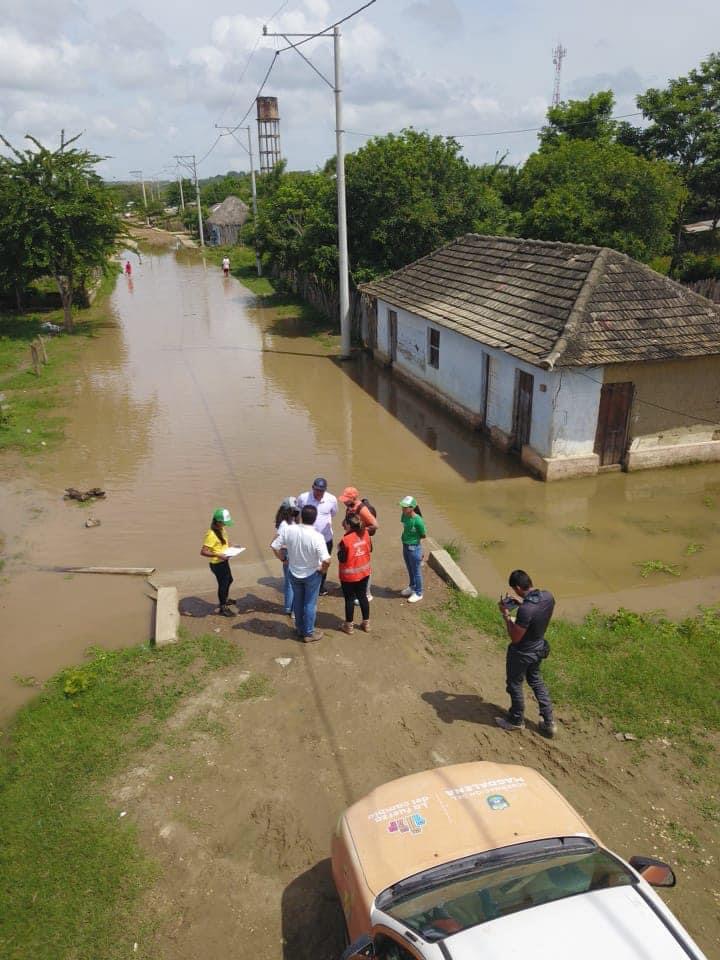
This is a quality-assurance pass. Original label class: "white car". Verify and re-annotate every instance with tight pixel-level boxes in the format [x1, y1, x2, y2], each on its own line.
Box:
[332, 761, 707, 960]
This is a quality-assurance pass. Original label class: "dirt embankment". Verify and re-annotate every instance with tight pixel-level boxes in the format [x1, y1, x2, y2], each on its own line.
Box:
[108, 574, 719, 960]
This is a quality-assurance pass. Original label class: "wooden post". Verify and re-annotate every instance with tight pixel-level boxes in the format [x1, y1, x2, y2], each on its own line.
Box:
[36, 336, 48, 363]
[30, 342, 41, 376]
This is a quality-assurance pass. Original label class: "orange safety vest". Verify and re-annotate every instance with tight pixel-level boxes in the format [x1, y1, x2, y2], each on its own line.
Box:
[338, 530, 372, 582]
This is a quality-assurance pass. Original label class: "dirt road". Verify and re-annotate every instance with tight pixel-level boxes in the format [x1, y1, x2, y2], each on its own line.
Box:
[108, 575, 719, 960]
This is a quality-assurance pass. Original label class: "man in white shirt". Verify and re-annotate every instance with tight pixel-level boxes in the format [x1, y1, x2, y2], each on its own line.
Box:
[297, 477, 337, 596]
[222, 256, 230, 277]
[272, 504, 330, 642]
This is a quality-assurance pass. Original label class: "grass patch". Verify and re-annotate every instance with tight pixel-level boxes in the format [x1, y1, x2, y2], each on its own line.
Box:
[684, 542, 705, 556]
[442, 540, 462, 562]
[227, 673, 273, 701]
[635, 559, 682, 578]
[0, 271, 118, 455]
[0, 631, 243, 959]
[205, 245, 338, 345]
[432, 592, 720, 740]
[563, 523, 592, 536]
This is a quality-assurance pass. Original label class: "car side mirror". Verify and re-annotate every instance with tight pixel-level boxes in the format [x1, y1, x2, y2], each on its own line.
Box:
[629, 856, 676, 887]
[340, 934, 374, 960]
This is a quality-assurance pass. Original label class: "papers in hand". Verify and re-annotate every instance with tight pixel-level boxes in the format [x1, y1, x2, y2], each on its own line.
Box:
[223, 546, 246, 558]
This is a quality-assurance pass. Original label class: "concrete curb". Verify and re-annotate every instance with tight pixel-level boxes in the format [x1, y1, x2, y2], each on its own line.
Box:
[155, 586, 180, 646]
[425, 537, 478, 597]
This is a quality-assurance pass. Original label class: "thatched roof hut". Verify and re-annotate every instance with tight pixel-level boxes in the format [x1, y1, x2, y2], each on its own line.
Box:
[206, 195, 250, 245]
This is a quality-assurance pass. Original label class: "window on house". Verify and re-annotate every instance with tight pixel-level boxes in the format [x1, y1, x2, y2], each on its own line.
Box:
[428, 328, 440, 369]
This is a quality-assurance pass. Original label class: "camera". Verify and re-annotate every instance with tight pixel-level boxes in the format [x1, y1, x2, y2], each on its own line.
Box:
[500, 594, 520, 611]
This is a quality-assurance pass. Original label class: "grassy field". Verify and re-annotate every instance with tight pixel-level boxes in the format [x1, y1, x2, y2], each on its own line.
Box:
[0, 632, 243, 960]
[0, 271, 119, 454]
[424, 592, 720, 748]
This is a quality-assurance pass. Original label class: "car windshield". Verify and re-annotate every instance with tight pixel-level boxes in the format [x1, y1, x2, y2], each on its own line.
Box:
[382, 843, 634, 941]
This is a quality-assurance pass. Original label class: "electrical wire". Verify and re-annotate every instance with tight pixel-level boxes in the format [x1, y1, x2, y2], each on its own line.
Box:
[572, 367, 720, 427]
[275, 0, 378, 52]
[227, 50, 281, 135]
[345, 111, 645, 141]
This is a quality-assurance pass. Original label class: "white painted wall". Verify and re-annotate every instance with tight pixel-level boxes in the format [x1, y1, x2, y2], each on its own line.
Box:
[371, 299, 602, 459]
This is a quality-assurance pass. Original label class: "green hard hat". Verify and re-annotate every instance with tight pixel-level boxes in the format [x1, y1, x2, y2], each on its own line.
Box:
[212, 507, 234, 526]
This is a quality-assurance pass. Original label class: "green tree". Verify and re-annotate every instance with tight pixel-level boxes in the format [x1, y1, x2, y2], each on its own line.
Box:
[539, 90, 617, 148]
[516, 138, 685, 260]
[251, 170, 337, 279]
[0, 134, 119, 330]
[632, 53, 720, 263]
[343, 129, 509, 279]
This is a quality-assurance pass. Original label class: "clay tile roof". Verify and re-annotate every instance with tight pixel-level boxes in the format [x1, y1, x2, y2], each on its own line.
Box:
[358, 234, 720, 367]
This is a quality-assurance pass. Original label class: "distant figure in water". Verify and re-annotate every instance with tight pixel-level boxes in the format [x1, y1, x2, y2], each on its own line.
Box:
[124, 261, 132, 276]
[222, 256, 230, 278]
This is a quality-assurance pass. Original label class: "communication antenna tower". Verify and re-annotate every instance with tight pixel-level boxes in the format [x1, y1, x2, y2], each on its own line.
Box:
[552, 42, 567, 107]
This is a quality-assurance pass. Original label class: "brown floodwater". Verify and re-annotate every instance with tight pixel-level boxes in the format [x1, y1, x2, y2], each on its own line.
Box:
[1, 243, 719, 718]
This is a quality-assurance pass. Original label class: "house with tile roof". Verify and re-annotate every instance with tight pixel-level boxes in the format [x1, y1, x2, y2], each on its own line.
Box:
[359, 234, 720, 480]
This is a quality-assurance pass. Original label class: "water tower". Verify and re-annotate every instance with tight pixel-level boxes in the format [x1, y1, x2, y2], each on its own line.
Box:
[256, 96, 282, 174]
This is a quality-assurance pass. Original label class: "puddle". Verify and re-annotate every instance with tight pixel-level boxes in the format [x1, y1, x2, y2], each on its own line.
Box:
[1, 241, 719, 718]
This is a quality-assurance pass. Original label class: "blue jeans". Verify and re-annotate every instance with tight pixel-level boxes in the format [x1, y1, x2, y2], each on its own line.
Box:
[282, 562, 293, 614]
[403, 543, 423, 596]
[290, 569, 322, 637]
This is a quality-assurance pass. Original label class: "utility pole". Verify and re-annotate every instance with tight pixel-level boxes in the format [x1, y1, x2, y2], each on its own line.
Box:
[215, 123, 262, 276]
[177, 174, 185, 211]
[174, 155, 204, 247]
[262, 3, 376, 359]
[130, 169, 149, 225]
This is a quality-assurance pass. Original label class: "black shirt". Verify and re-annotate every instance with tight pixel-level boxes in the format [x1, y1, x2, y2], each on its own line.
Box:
[515, 589, 555, 653]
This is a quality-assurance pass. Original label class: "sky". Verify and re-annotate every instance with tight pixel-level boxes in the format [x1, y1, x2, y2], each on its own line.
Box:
[1, 0, 719, 182]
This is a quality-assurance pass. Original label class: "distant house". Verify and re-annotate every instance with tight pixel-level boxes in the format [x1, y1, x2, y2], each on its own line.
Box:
[205, 195, 249, 246]
[359, 235, 720, 480]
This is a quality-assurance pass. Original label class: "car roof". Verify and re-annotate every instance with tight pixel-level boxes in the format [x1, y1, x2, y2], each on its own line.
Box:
[444, 886, 697, 959]
[343, 761, 596, 896]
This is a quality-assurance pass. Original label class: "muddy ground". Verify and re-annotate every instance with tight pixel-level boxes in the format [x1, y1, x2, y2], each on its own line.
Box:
[108, 572, 719, 960]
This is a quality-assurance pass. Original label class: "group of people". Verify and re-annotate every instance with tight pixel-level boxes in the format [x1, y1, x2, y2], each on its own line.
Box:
[200, 487, 556, 737]
[200, 478, 426, 642]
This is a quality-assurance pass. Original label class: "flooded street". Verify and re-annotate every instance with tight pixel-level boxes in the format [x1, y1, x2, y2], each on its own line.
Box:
[1, 240, 719, 718]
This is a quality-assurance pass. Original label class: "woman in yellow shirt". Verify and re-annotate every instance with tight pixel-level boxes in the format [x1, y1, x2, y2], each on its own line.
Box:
[200, 507, 236, 617]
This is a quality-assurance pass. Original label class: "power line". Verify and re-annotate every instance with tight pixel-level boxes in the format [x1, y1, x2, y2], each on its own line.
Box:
[227, 50, 281, 135]
[344, 111, 645, 141]
[574, 368, 720, 427]
[273, 0, 378, 52]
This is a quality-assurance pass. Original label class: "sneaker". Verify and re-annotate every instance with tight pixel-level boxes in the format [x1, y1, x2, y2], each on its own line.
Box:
[360, 620, 371, 632]
[219, 605, 236, 618]
[495, 716, 525, 731]
[303, 631, 323, 642]
[340, 622, 354, 635]
[408, 593, 423, 604]
[319, 589, 329, 597]
[539, 719, 557, 739]
[400, 587, 413, 597]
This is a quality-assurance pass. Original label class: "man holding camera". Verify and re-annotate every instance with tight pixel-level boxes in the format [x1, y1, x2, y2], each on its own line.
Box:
[495, 569, 556, 738]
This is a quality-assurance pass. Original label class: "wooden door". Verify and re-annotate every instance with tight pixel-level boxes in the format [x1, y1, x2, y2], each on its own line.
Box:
[594, 381, 634, 466]
[512, 370, 534, 449]
[388, 310, 397, 363]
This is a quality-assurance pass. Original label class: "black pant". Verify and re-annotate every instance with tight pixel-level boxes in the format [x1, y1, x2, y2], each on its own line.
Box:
[341, 577, 370, 622]
[506, 646, 553, 725]
[320, 539, 333, 592]
[210, 560, 233, 606]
